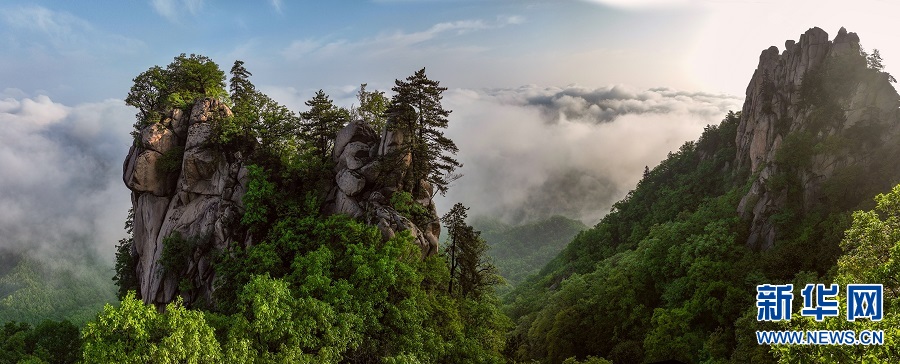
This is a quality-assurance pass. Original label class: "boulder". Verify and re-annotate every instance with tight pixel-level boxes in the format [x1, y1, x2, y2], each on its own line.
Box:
[126, 150, 170, 196]
[338, 141, 372, 171]
[185, 122, 214, 150]
[140, 125, 178, 154]
[325, 119, 442, 258]
[181, 147, 227, 196]
[337, 169, 366, 196]
[334, 121, 379, 162]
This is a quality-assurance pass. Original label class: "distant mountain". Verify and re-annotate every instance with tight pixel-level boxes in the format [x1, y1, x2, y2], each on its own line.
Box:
[0, 253, 116, 326]
[472, 215, 586, 289]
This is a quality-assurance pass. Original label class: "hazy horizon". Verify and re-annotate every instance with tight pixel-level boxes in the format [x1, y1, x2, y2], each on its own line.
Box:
[1, 0, 898, 261]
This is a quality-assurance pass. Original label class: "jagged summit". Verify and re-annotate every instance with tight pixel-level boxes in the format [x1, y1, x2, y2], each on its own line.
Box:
[123, 99, 249, 305]
[123, 99, 441, 307]
[735, 26, 900, 249]
[323, 121, 442, 257]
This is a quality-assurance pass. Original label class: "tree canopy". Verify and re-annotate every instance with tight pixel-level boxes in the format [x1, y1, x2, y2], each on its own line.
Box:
[352, 83, 389, 132]
[300, 90, 350, 163]
[386, 68, 461, 197]
[126, 53, 227, 126]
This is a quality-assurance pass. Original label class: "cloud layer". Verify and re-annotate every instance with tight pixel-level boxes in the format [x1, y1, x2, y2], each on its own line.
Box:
[0, 83, 740, 263]
[438, 85, 741, 225]
[0, 92, 133, 261]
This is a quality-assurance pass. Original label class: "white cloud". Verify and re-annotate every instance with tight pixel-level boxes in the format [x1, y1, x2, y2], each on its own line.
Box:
[151, 0, 205, 22]
[281, 15, 524, 60]
[437, 85, 741, 224]
[0, 95, 70, 127]
[0, 95, 133, 261]
[0, 5, 145, 57]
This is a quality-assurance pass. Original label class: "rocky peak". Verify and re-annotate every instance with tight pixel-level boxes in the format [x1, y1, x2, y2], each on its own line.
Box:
[124, 98, 249, 306]
[124, 99, 442, 307]
[735, 27, 900, 249]
[324, 121, 441, 257]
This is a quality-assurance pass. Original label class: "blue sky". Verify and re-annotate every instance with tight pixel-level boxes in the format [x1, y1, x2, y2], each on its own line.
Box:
[0, 0, 703, 104]
[2, 0, 898, 105]
[1, 0, 898, 258]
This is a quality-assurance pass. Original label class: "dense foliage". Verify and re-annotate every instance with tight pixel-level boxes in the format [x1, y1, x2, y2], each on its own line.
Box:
[0, 255, 117, 327]
[90, 211, 511, 363]
[505, 45, 900, 363]
[473, 216, 586, 290]
[0, 319, 81, 363]
[125, 54, 227, 128]
[83, 55, 511, 363]
[774, 185, 900, 361]
[505, 112, 752, 363]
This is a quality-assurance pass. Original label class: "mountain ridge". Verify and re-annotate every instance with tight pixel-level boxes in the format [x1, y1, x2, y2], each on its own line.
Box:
[504, 26, 900, 363]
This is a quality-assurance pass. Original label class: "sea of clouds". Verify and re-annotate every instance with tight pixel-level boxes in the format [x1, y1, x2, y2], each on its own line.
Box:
[0, 84, 740, 263]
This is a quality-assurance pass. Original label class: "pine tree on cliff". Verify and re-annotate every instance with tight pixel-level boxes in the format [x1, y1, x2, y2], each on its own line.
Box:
[386, 68, 461, 197]
[300, 90, 349, 163]
[225, 60, 300, 160]
[229, 60, 255, 105]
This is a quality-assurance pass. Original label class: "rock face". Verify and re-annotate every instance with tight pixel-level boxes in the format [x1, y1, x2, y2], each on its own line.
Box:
[124, 101, 442, 306]
[325, 121, 441, 257]
[735, 27, 900, 249]
[124, 98, 249, 306]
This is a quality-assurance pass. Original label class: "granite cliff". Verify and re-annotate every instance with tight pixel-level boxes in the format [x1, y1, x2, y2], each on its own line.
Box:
[123, 99, 249, 305]
[736, 27, 900, 249]
[323, 120, 441, 257]
[123, 100, 440, 306]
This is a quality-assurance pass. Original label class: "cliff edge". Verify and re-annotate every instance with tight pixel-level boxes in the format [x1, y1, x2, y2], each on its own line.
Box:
[736, 27, 900, 249]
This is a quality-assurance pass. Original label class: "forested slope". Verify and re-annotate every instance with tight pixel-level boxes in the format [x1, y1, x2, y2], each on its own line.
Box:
[505, 27, 900, 363]
[474, 216, 586, 289]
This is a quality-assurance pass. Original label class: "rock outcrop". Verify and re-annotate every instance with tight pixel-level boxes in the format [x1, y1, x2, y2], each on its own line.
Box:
[324, 121, 442, 257]
[124, 98, 249, 306]
[735, 27, 900, 249]
[124, 100, 442, 306]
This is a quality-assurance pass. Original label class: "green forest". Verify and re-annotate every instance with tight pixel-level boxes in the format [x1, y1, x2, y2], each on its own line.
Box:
[2, 37, 900, 363]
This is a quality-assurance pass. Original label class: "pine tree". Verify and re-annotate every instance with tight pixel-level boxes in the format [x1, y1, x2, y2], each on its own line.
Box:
[229, 60, 255, 106]
[443, 203, 467, 295]
[386, 68, 462, 197]
[442, 203, 501, 298]
[300, 90, 349, 163]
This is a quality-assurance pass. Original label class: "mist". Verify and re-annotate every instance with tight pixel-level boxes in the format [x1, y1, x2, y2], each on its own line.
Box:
[437, 85, 741, 225]
[0, 83, 740, 264]
[0, 91, 133, 264]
